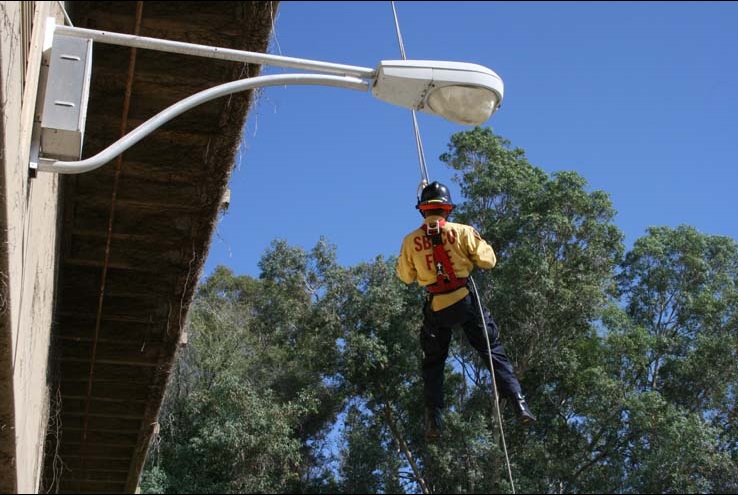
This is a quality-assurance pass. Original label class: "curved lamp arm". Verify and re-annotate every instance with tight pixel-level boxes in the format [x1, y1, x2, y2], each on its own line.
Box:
[31, 21, 504, 176]
[33, 73, 368, 174]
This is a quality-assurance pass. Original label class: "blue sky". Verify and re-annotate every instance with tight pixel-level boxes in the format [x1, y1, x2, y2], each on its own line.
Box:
[203, 1, 738, 279]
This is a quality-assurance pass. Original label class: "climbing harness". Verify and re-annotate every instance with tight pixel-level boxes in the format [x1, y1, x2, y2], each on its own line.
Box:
[390, 2, 517, 493]
[421, 219, 468, 294]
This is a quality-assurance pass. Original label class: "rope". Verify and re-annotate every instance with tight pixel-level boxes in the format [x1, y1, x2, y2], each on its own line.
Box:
[469, 276, 516, 493]
[390, 1, 430, 186]
[56, 0, 74, 26]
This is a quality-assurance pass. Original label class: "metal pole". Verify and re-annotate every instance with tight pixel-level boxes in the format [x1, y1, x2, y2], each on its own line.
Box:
[54, 24, 376, 79]
[33, 73, 368, 174]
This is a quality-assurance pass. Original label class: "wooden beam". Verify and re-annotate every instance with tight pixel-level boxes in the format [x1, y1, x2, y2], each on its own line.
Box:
[61, 415, 142, 433]
[51, 456, 131, 470]
[59, 361, 155, 383]
[88, 158, 212, 185]
[56, 311, 171, 325]
[61, 380, 156, 401]
[61, 429, 139, 447]
[71, 196, 207, 215]
[59, 442, 134, 459]
[62, 257, 150, 271]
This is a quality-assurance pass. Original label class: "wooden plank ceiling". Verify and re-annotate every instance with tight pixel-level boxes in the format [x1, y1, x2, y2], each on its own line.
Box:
[41, 2, 277, 493]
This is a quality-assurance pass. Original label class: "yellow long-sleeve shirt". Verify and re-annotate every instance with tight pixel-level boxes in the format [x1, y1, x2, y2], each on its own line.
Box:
[397, 215, 496, 311]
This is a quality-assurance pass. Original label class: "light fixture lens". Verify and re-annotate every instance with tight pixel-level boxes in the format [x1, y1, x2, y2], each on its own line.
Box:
[426, 85, 498, 125]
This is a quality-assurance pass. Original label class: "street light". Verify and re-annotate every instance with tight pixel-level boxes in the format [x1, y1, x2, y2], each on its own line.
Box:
[30, 19, 504, 176]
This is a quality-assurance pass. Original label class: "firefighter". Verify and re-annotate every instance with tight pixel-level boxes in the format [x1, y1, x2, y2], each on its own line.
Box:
[396, 181, 536, 441]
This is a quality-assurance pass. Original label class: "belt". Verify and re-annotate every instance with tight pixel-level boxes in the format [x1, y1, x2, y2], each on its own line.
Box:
[425, 277, 468, 295]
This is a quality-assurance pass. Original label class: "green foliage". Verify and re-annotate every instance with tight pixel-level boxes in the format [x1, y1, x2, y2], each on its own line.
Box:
[142, 129, 738, 494]
[437, 127, 627, 492]
[441, 127, 623, 368]
[339, 405, 404, 494]
[142, 243, 346, 493]
[608, 226, 738, 493]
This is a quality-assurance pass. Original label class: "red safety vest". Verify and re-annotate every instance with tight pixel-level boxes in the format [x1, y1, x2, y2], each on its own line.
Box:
[421, 219, 468, 294]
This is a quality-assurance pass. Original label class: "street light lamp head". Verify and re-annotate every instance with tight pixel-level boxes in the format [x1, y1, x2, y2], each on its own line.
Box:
[371, 60, 504, 125]
[425, 84, 498, 126]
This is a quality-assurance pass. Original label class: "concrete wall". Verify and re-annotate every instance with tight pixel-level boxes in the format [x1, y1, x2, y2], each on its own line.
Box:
[0, 2, 65, 493]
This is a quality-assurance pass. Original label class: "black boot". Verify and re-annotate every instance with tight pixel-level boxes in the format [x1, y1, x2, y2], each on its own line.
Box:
[514, 393, 537, 426]
[424, 407, 443, 441]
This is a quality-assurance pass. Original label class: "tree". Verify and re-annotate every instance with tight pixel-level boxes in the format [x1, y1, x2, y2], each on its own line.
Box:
[141, 241, 346, 493]
[439, 127, 624, 492]
[142, 128, 738, 494]
[335, 127, 627, 493]
[331, 256, 429, 493]
[440, 127, 623, 374]
[605, 225, 738, 493]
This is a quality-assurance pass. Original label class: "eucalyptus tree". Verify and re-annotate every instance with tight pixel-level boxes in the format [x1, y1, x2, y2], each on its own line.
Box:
[141, 240, 346, 493]
[338, 127, 626, 493]
[436, 127, 624, 492]
[141, 128, 738, 493]
[603, 225, 738, 493]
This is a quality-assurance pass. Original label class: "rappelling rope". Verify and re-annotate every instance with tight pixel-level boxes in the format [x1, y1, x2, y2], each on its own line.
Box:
[469, 276, 516, 494]
[390, 1, 430, 188]
[390, 3, 516, 493]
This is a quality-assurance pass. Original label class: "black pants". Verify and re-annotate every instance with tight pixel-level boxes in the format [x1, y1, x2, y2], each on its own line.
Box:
[420, 291, 522, 411]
